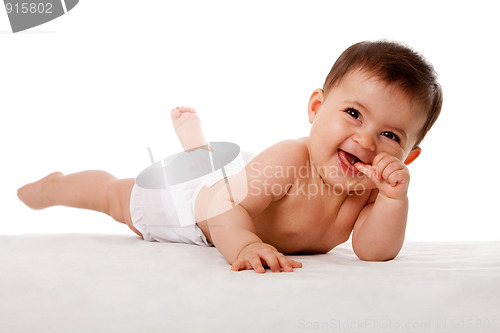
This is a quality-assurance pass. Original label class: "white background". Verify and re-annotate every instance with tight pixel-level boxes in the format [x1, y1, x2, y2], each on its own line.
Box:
[1, 0, 499, 241]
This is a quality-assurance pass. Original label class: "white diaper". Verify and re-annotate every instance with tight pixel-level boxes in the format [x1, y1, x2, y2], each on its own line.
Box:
[129, 184, 209, 246]
[129, 143, 254, 246]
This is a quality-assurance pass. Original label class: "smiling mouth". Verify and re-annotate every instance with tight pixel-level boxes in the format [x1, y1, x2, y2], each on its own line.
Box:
[338, 149, 362, 174]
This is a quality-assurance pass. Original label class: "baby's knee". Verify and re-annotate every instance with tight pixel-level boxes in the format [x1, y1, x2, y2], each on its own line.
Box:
[105, 179, 135, 224]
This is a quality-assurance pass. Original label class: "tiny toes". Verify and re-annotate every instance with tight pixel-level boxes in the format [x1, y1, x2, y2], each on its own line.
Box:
[178, 106, 195, 113]
[171, 106, 197, 119]
[171, 108, 180, 118]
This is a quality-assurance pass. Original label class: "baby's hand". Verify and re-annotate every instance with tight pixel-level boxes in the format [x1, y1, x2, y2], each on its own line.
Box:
[230, 242, 302, 273]
[355, 152, 410, 200]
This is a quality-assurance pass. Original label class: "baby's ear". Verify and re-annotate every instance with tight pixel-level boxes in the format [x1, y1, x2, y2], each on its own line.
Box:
[404, 147, 422, 165]
[307, 89, 324, 124]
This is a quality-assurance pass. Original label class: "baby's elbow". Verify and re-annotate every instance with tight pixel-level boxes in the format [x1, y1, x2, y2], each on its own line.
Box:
[353, 246, 400, 262]
[356, 252, 396, 262]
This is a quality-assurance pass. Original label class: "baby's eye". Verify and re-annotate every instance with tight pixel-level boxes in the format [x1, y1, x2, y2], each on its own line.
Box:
[381, 131, 400, 143]
[345, 108, 360, 119]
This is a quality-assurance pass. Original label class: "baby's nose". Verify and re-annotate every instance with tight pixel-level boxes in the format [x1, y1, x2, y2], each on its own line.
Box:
[353, 131, 376, 152]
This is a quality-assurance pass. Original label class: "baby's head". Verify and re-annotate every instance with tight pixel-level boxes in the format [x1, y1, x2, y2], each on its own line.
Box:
[322, 40, 442, 149]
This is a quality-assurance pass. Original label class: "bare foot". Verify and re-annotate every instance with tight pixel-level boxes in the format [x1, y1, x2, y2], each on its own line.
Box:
[17, 172, 63, 210]
[171, 106, 208, 151]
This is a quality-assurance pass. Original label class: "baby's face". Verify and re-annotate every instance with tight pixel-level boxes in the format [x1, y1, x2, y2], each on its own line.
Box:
[307, 69, 426, 190]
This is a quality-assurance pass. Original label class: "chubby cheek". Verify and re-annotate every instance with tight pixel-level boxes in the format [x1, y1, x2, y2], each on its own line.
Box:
[310, 116, 343, 146]
[373, 140, 408, 164]
[310, 128, 344, 170]
[387, 147, 407, 164]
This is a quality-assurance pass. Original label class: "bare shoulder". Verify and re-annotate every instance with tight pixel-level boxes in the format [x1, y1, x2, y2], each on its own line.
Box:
[239, 138, 310, 202]
[251, 138, 310, 168]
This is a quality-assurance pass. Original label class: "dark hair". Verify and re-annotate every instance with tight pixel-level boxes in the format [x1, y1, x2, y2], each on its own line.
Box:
[323, 40, 443, 148]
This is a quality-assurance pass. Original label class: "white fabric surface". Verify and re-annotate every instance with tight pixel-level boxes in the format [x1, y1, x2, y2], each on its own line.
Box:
[1, 234, 499, 333]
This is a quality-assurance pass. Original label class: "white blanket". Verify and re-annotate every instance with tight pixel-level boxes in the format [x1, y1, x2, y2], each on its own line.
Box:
[1, 235, 499, 333]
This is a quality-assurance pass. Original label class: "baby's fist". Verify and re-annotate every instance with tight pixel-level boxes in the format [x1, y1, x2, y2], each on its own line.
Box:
[355, 152, 410, 199]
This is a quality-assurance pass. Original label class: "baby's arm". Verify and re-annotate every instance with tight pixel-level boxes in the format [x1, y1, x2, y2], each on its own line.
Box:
[351, 153, 410, 261]
[207, 193, 298, 273]
[197, 140, 303, 273]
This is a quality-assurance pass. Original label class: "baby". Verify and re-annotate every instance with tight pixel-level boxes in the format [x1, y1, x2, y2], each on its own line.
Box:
[18, 40, 442, 273]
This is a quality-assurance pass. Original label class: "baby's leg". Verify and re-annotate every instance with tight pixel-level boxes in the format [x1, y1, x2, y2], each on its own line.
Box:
[17, 171, 142, 237]
[171, 106, 208, 151]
